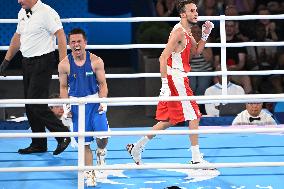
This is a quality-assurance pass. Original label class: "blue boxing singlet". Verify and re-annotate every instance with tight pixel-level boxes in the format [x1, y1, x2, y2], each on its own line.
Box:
[67, 51, 109, 143]
[67, 51, 99, 97]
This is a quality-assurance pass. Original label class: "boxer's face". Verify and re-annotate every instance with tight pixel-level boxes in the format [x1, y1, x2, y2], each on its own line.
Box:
[69, 34, 87, 58]
[180, 3, 198, 25]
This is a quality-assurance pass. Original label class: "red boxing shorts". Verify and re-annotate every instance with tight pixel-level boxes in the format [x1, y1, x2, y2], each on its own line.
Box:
[156, 75, 201, 125]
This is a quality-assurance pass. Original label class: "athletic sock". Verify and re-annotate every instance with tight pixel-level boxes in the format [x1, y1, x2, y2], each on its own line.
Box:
[135, 136, 150, 149]
[191, 145, 202, 162]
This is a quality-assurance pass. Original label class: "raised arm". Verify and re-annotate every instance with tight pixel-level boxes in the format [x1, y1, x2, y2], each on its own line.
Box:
[191, 21, 214, 56]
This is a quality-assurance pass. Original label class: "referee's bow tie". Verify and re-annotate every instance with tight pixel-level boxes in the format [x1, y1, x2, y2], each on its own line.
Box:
[25, 9, 32, 18]
[249, 117, 261, 122]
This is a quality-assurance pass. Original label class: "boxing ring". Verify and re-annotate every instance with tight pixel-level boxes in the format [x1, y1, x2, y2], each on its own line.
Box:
[1, 14, 284, 189]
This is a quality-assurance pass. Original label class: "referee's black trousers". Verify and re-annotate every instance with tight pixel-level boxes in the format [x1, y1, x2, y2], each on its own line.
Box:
[22, 52, 69, 148]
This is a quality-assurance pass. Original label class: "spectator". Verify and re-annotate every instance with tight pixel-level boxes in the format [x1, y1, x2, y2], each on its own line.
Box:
[265, 1, 284, 42]
[198, 0, 223, 31]
[155, 0, 179, 27]
[156, 0, 179, 17]
[246, 22, 281, 93]
[258, 7, 279, 41]
[213, 20, 252, 93]
[225, 4, 239, 15]
[267, 1, 282, 14]
[232, 102, 277, 126]
[224, 0, 255, 15]
[274, 52, 284, 93]
[255, 0, 283, 14]
[198, 0, 223, 16]
[204, 66, 245, 116]
[224, 4, 250, 41]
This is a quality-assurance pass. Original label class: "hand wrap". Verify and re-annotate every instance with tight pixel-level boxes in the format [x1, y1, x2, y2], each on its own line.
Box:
[201, 21, 214, 41]
[159, 78, 170, 97]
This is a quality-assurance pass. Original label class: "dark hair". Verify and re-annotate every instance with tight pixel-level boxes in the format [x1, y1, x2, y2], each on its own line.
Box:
[68, 28, 87, 42]
[49, 93, 60, 99]
[49, 93, 60, 109]
[176, 0, 197, 14]
[225, 20, 236, 25]
[225, 5, 237, 10]
[257, 6, 270, 14]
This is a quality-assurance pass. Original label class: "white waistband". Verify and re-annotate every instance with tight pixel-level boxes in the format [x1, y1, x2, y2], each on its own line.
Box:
[70, 93, 99, 99]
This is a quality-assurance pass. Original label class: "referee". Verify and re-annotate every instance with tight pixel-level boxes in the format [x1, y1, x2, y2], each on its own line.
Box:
[0, 0, 70, 155]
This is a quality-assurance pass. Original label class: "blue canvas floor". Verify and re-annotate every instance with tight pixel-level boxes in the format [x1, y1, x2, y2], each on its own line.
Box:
[0, 127, 284, 189]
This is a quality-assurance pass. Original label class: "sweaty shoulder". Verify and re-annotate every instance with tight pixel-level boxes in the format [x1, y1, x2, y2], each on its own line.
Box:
[169, 27, 184, 42]
[61, 55, 70, 64]
[90, 53, 103, 64]
[58, 56, 70, 71]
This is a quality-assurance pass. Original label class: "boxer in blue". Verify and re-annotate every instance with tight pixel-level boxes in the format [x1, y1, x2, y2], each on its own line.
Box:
[58, 28, 109, 187]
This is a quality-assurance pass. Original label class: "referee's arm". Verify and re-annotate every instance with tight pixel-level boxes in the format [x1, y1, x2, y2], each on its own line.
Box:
[55, 29, 67, 62]
[4, 32, 21, 61]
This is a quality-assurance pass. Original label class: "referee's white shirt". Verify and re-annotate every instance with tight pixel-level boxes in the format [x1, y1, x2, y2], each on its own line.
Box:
[232, 109, 277, 126]
[16, 0, 63, 58]
[204, 82, 245, 116]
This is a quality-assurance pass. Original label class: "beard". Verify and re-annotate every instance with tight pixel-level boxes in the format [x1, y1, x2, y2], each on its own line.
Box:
[188, 20, 197, 26]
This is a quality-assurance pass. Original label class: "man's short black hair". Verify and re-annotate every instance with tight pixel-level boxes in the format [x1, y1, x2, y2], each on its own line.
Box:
[68, 28, 87, 41]
[176, 0, 197, 14]
[49, 93, 60, 99]
[49, 93, 60, 109]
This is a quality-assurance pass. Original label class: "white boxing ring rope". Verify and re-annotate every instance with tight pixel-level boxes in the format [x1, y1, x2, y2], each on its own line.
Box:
[0, 96, 284, 187]
[1, 14, 284, 23]
[1, 126, 284, 138]
[0, 97, 284, 187]
[1, 41, 284, 50]
[0, 14, 284, 188]
[0, 97, 284, 169]
[1, 70, 284, 81]
[1, 94, 284, 108]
